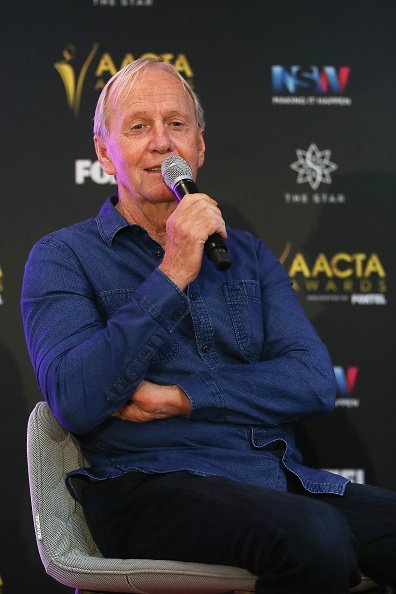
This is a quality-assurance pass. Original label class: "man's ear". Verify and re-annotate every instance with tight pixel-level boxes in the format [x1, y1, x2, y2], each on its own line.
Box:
[94, 135, 116, 175]
[197, 128, 205, 169]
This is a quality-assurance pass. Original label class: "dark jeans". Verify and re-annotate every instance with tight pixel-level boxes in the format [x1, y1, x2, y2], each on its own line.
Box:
[80, 471, 396, 594]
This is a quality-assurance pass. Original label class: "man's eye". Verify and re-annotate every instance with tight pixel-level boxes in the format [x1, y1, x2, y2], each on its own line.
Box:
[170, 121, 184, 127]
[131, 123, 145, 130]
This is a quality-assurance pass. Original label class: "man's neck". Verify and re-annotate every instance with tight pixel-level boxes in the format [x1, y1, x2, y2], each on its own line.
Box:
[115, 197, 174, 247]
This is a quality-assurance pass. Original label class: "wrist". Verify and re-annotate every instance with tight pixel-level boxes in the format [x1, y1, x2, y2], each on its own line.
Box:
[158, 261, 190, 291]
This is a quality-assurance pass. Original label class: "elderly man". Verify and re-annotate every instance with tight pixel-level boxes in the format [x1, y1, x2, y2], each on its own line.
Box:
[22, 58, 396, 594]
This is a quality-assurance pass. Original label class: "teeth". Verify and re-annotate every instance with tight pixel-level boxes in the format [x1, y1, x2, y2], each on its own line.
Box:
[147, 167, 160, 171]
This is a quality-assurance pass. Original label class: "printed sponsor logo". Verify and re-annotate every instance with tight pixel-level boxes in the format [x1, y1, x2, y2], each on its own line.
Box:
[290, 143, 337, 190]
[285, 143, 345, 205]
[325, 469, 365, 484]
[334, 366, 360, 408]
[34, 513, 43, 541]
[280, 243, 388, 305]
[55, 44, 194, 117]
[75, 160, 116, 184]
[272, 65, 352, 107]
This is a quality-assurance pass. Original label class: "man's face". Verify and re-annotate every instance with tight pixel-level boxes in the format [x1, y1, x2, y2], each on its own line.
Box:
[96, 68, 205, 207]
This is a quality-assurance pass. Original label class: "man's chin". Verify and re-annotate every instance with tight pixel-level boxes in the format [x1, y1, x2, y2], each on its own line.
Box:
[147, 188, 177, 204]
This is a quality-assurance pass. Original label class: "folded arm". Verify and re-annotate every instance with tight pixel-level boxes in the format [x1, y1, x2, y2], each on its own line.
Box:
[21, 237, 190, 433]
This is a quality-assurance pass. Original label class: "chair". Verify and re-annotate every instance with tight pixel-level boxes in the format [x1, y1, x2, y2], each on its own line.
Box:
[26, 401, 256, 594]
[27, 401, 382, 594]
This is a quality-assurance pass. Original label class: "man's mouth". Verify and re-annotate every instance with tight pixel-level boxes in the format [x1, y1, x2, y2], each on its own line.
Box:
[145, 167, 161, 172]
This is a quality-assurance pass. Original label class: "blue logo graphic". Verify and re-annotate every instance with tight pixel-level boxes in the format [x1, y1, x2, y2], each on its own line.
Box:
[272, 66, 351, 94]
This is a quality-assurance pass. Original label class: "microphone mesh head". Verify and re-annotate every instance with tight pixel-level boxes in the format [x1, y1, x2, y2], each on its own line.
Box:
[161, 155, 193, 191]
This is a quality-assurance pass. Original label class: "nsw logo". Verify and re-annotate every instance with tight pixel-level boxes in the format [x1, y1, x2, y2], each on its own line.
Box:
[272, 66, 350, 94]
[334, 366, 360, 408]
[271, 65, 352, 106]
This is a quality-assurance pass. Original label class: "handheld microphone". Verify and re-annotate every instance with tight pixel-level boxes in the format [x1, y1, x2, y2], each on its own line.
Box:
[161, 155, 231, 271]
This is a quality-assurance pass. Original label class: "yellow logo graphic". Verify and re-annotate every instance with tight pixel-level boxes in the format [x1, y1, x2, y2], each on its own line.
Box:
[54, 44, 194, 117]
[280, 243, 387, 296]
[54, 43, 99, 117]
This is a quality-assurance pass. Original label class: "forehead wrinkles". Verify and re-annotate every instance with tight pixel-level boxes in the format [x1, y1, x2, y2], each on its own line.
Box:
[108, 71, 195, 131]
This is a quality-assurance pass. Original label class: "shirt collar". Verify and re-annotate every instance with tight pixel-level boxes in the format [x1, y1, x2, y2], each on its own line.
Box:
[95, 195, 130, 246]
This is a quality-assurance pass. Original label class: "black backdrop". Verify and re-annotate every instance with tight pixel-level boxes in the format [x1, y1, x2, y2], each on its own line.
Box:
[1, 1, 395, 591]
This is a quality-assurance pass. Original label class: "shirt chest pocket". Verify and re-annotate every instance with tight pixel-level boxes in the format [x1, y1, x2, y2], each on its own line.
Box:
[222, 280, 264, 362]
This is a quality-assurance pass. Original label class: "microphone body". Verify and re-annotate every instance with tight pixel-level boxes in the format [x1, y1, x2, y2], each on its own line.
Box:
[161, 156, 231, 271]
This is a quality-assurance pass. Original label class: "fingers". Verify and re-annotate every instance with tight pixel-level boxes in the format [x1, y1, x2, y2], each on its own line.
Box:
[114, 400, 167, 423]
[160, 193, 227, 288]
[112, 383, 191, 423]
[172, 194, 227, 240]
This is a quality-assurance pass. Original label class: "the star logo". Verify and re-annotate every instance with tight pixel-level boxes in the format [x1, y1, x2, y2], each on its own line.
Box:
[290, 143, 338, 190]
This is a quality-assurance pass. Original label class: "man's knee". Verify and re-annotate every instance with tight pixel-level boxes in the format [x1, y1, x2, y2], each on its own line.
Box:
[257, 496, 359, 586]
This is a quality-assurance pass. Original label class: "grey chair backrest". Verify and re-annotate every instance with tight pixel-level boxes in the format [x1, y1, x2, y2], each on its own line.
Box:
[26, 401, 256, 593]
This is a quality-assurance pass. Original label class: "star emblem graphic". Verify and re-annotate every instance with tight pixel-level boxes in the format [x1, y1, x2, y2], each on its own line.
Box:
[290, 143, 338, 190]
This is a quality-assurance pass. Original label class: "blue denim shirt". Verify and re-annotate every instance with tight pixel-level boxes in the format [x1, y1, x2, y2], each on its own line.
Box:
[21, 196, 348, 495]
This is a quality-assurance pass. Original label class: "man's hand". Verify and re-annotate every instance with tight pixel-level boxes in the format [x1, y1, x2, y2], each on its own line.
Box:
[159, 193, 227, 290]
[113, 380, 191, 422]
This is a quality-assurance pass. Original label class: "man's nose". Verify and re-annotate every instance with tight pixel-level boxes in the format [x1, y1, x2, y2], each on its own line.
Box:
[148, 123, 174, 153]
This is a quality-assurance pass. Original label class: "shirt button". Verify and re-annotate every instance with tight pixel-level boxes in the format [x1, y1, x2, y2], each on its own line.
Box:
[154, 249, 163, 258]
[201, 344, 209, 353]
[171, 311, 181, 321]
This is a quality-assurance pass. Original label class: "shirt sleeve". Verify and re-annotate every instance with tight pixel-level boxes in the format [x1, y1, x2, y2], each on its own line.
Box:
[176, 240, 337, 426]
[21, 236, 190, 434]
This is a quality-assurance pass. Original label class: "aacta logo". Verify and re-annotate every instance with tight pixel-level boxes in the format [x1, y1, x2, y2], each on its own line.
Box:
[54, 44, 194, 117]
[272, 66, 351, 94]
[280, 244, 387, 300]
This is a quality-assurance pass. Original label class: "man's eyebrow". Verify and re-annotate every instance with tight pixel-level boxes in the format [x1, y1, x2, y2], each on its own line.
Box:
[123, 109, 191, 120]
[164, 110, 190, 118]
[123, 110, 149, 120]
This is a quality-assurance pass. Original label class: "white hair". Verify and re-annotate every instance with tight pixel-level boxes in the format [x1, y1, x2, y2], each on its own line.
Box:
[93, 57, 205, 138]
